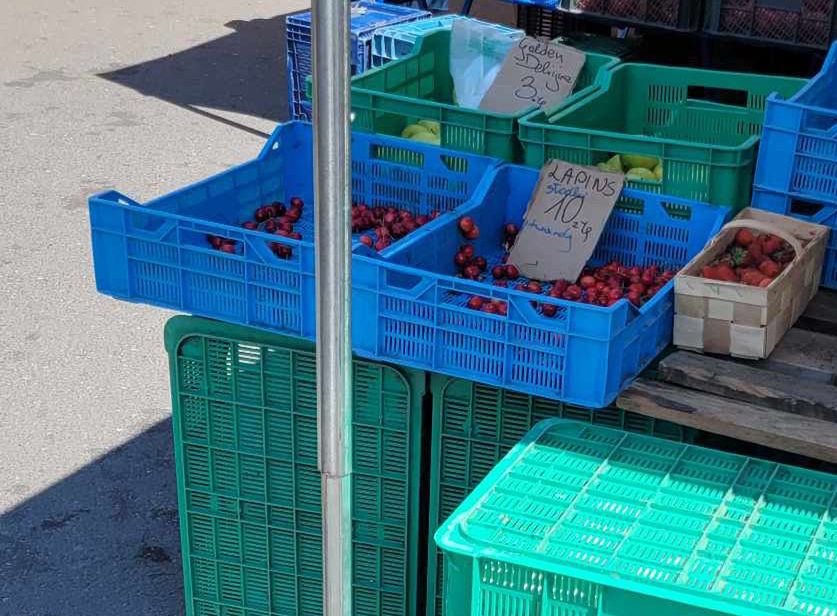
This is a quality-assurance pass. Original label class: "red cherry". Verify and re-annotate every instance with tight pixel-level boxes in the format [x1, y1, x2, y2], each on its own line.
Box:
[290, 197, 304, 209]
[220, 243, 236, 254]
[458, 216, 475, 234]
[492, 265, 506, 279]
[463, 265, 481, 279]
[374, 238, 391, 251]
[504, 223, 519, 237]
[473, 256, 487, 271]
[542, 304, 558, 318]
[493, 300, 508, 316]
[505, 264, 520, 279]
[627, 290, 642, 306]
[264, 219, 277, 233]
[415, 215, 429, 226]
[464, 227, 480, 240]
[481, 302, 498, 314]
[461, 245, 475, 259]
[526, 281, 543, 294]
[580, 275, 597, 289]
[207, 235, 223, 248]
[454, 252, 469, 268]
[242, 221, 258, 230]
[287, 207, 302, 222]
[467, 296, 484, 310]
[360, 235, 373, 248]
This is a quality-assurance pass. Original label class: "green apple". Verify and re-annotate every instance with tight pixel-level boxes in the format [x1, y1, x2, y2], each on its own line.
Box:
[418, 120, 441, 136]
[622, 154, 660, 171]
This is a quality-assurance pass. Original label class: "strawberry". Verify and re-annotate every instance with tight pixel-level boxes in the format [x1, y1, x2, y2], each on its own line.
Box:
[715, 263, 738, 282]
[761, 234, 782, 255]
[758, 258, 780, 278]
[735, 228, 755, 247]
[741, 268, 766, 286]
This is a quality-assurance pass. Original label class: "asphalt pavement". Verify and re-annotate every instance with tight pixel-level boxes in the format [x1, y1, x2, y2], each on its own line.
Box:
[0, 2, 304, 613]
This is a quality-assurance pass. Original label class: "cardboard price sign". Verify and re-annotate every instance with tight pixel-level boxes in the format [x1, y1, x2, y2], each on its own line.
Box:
[508, 160, 625, 282]
[479, 37, 586, 114]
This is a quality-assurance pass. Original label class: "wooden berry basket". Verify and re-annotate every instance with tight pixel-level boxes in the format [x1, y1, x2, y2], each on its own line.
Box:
[674, 208, 829, 359]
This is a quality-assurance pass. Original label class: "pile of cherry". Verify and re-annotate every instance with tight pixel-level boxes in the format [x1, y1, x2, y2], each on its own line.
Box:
[206, 198, 305, 259]
[352, 203, 440, 252]
[454, 216, 676, 317]
[207, 198, 440, 258]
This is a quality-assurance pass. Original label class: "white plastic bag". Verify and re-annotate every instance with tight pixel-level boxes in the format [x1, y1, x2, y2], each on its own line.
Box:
[450, 18, 524, 110]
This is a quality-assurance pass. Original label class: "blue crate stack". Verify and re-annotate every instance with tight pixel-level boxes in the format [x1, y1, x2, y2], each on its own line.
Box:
[370, 15, 521, 68]
[752, 42, 837, 288]
[286, 1, 429, 120]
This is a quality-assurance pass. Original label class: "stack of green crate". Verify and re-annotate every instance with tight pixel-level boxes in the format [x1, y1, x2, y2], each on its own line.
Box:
[165, 316, 426, 616]
[424, 375, 695, 616]
[165, 316, 696, 616]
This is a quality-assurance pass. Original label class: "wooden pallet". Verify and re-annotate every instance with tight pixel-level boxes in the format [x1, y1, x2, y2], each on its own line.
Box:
[618, 289, 837, 464]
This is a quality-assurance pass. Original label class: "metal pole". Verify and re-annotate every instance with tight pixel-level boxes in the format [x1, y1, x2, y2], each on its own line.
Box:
[312, 1, 353, 616]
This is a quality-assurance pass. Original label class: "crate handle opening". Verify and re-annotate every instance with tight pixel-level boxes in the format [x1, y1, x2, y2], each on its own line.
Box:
[789, 198, 828, 220]
[383, 268, 433, 297]
[687, 85, 749, 108]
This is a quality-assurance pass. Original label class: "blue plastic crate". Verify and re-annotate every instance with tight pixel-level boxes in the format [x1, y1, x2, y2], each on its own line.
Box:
[89, 121, 500, 341]
[286, 2, 429, 115]
[370, 15, 521, 68]
[753, 42, 837, 288]
[352, 166, 729, 408]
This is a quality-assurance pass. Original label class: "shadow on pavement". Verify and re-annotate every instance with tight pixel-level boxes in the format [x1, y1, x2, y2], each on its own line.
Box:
[99, 15, 296, 132]
[0, 419, 183, 616]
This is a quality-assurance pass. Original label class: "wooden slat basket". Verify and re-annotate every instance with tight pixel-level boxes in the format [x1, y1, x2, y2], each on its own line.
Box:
[674, 208, 829, 359]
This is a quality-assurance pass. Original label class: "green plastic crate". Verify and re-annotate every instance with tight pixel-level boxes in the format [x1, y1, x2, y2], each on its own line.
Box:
[165, 316, 426, 616]
[426, 377, 695, 616]
[437, 419, 837, 616]
[348, 29, 620, 162]
[519, 63, 806, 208]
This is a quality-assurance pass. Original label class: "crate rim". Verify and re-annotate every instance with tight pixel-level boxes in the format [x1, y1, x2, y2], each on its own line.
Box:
[435, 417, 837, 616]
[764, 41, 837, 109]
[92, 121, 505, 260]
[530, 62, 808, 153]
[351, 29, 618, 121]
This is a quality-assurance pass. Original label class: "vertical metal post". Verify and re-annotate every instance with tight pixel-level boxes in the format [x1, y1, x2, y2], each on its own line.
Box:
[312, 1, 353, 616]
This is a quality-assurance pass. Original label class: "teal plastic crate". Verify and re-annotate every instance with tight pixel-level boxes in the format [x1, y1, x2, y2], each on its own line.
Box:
[437, 419, 837, 616]
[350, 30, 619, 162]
[165, 316, 426, 616]
[425, 377, 694, 616]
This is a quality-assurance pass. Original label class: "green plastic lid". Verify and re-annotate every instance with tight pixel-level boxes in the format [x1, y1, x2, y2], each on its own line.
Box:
[436, 419, 837, 616]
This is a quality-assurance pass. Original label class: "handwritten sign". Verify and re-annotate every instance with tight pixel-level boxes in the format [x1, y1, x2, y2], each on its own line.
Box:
[479, 37, 586, 114]
[508, 160, 625, 282]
